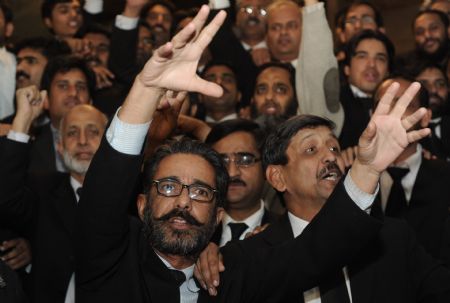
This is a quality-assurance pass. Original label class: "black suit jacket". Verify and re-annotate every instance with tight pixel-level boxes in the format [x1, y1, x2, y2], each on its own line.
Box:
[246, 213, 450, 302]
[28, 123, 58, 175]
[0, 260, 27, 303]
[421, 115, 450, 161]
[0, 138, 78, 303]
[373, 158, 450, 263]
[339, 84, 372, 149]
[75, 137, 381, 303]
[209, 207, 278, 245]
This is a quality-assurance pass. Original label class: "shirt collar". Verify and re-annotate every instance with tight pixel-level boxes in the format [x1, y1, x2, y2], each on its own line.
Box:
[70, 176, 82, 202]
[241, 40, 267, 51]
[205, 113, 238, 123]
[349, 84, 371, 98]
[155, 253, 199, 293]
[222, 200, 265, 230]
[287, 211, 309, 238]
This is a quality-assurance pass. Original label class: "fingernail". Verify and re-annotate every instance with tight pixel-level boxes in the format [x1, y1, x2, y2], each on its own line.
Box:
[213, 280, 219, 287]
[208, 287, 214, 295]
[201, 282, 207, 290]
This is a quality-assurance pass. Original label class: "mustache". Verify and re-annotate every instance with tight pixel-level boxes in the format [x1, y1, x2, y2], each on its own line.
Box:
[246, 16, 261, 25]
[156, 208, 202, 227]
[317, 161, 343, 179]
[16, 70, 30, 80]
[152, 24, 167, 32]
[228, 177, 246, 186]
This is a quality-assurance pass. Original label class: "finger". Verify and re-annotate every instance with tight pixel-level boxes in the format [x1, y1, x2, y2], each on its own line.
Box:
[195, 10, 227, 51]
[2, 247, 20, 261]
[372, 82, 399, 117]
[6, 255, 27, 270]
[37, 90, 47, 107]
[1, 240, 18, 250]
[194, 260, 207, 290]
[358, 121, 377, 148]
[401, 107, 427, 130]
[207, 251, 221, 288]
[172, 5, 209, 49]
[103, 68, 115, 79]
[391, 82, 421, 118]
[218, 253, 225, 272]
[153, 42, 174, 62]
[407, 128, 430, 143]
[191, 75, 223, 98]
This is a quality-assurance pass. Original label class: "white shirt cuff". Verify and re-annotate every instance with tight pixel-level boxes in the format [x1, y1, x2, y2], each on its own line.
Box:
[209, 0, 230, 9]
[343, 169, 379, 213]
[303, 2, 323, 14]
[84, 0, 103, 14]
[115, 15, 139, 30]
[105, 108, 151, 155]
[7, 130, 30, 143]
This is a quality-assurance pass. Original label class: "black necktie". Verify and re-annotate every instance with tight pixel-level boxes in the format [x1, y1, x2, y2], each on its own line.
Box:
[76, 187, 83, 198]
[228, 222, 248, 241]
[319, 270, 351, 303]
[169, 269, 186, 287]
[356, 97, 373, 112]
[385, 167, 409, 217]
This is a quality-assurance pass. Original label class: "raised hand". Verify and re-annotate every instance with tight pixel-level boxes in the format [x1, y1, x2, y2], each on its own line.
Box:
[194, 242, 224, 296]
[12, 85, 47, 134]
[351, 82, 430, 193]
[138, 5, 226, 98]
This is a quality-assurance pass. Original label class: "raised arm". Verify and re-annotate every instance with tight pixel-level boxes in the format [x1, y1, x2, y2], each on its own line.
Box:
[296, 0, 344, 135]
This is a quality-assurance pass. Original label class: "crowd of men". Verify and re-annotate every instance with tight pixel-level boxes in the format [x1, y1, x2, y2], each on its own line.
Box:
[0, 0, 449, 302]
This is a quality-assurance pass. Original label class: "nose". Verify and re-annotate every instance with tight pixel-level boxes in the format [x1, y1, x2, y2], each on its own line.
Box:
[367, 56, 376, 68]
[322, 148, 337, 164]
[175, 186, 192, 210]
[265, 89, 274, 102]
[77, 130, 87, 146]
[227, 160, 241, 178]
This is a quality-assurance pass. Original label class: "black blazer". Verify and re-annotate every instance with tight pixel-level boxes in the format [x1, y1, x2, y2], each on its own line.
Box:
[421, 115, 450, 161]
[28, 123, 57, 175]
[0, 138, 78, 303]
[75, 137, 382, 303]
[243, 213, 450, 302]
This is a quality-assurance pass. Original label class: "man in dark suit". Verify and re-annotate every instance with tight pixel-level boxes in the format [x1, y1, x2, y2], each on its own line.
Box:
[415, 63, 450, 161]
[74, 6, 434, 302]
[371, 75, 450, 264]
[205, 119, 278, 245]
[28, 55, 95, 175]
[339, 30, 394, 149]
[197, 114, 450, 302]
[0, 85, 108, 303]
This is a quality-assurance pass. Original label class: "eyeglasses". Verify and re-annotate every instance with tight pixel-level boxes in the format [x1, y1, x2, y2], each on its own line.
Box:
[152, 178, 217, 202]
[221, 152, 261, 168]
[240, 6, 267, 17]
[345, 15, 375, 26]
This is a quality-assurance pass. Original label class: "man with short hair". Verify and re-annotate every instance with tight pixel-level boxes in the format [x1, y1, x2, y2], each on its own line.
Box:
[0, 86, 108, 303]
[266, 0, 302, 66]
[75, 6, 434, 303]
[199, 62, 241, 124]
[339, 29, 394, 148]
[140, 0, 174, 48]
[205, 119, 278, 246]
[397, 9, 449, 74]
[415, 63, 450, 160]
[29, 55, 94, 175]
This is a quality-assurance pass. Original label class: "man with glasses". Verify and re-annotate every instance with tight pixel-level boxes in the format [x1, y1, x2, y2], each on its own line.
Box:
[205, 119, 278, 246]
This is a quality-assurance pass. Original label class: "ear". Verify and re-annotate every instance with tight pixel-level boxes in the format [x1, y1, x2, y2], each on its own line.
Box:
[44, 94, 50, 110]
[236, 90, 242, 104]
[215, 207, 224, 226]
[338, 29, 347, 44]
[56, 138, 63, 158]
[266, 165, 286, 193]
[137, 194, 147, 221]
[5, 22, 13, 39]
[421, 108, 432, 128]
[378, 27, 386, 34]
[44, 17, 54, 30]
[344, 64, 350, 77]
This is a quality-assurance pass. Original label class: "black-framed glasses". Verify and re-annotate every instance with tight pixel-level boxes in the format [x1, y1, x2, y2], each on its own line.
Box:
[240, 6, 267, 16]
[221, 152, 261, 168]
[152, 178, 217, 202]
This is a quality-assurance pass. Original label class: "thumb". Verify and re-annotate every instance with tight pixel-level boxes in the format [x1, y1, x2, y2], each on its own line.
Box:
[191, 76, 223, 98]
[359, 121, 377, 148]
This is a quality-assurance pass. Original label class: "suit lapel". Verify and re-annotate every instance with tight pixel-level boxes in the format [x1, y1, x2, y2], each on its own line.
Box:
[32, 124, 57, 172]
[407, 160, 431, 230]
[139, 238, 181, 303]
[51, 174, 77, 235]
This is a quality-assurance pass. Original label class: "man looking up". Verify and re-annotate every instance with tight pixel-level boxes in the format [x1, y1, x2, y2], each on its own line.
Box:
[75, 5, 432, 303]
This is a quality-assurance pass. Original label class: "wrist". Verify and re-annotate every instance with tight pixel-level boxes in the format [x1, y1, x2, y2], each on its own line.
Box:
[123, 6, 142, 18]
[11, 114, 32, 134]
[350, 159, 380, 194]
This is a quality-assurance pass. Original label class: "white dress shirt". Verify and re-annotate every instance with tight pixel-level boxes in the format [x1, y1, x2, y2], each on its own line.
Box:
[205, 112, 238, 124]
[0, 46, 16, 119]
[219, 200, 265, 247]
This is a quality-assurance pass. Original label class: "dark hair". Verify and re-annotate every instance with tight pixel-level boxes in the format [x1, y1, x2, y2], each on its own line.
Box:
[142, 139, 229, 208]
[173, 8, 198, 32]
[140, 0, 175, 33]
[262, 115, 335, 171]
[374, 73, 430, 109]
[412, 61, 449, 86]
[0, 2, 13, 23]
[339, 1, 384, 29]
[14, 37, 71, 60]
[41, 0, 85, 20]
[344, 29, 396, 73]
[254, 62, 298, 117]
[413, 9, 449, 32]
[40, 55, 96, 96]
[83, 22, 111, 40]
[201, 60, 239, 80]
[205, 119, 266, 152]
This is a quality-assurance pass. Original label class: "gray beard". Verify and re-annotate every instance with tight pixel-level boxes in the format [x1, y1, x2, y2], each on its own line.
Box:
[62, 150, 90, 175]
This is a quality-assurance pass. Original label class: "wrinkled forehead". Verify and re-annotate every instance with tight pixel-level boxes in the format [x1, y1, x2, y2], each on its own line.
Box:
[257, 66, 292, 85]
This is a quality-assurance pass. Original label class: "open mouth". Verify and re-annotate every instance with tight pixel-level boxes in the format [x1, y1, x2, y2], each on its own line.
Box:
[321, 171, 341, 181]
